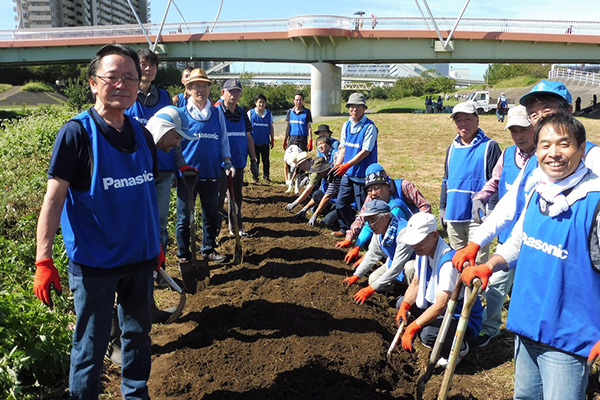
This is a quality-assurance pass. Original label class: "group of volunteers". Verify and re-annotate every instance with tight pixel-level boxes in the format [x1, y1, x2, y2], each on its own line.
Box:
[29, 41, 600, 399]
[284, 80, 600, 399]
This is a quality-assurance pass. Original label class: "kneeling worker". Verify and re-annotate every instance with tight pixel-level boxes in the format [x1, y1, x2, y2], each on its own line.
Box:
[396, 212, 482, 365]
[343, 200, 414, 304]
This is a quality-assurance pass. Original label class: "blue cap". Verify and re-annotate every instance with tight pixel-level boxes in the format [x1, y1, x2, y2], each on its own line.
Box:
[359, 199, 390, 217]
[364, 163, 390, 190]
[148, 106, 194, 140]
[519, 80, 572, 106]
[365, 163, 385, 176]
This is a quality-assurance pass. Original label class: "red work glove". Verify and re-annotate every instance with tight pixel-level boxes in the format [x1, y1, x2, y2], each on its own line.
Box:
[401, 321, 422, 352]
[307, 139, 313, 151]
[396, 301, 411, 326]
[331, 162, 352, 177]
[283, 139, 288, 150]
[353, 285, 375, 304]
[352, 255, 365, 269]
[452, 241, 480, 271]
[588, 339, 600, 365]
[335, 239, 352, 249]
[156, 245, 165, 272]
[343, 275, 359, 286]
[270, 137, 274, 149]
[33, 258, 62, 308]
[344, 246, 360, 264]
[462, 264, 493, 290]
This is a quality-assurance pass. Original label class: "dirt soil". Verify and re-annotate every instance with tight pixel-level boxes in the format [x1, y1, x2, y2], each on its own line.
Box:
[101, 182, 600, 400]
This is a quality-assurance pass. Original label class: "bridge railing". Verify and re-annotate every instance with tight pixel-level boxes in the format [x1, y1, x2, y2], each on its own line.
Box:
[549, 67, 600, 87]
[2, 15, 600, 42]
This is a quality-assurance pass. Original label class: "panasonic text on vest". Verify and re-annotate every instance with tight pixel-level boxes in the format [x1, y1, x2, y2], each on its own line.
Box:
[522, 232, 568, 260]
[227, 131, 247, 137]
[344, 142, 360, 148]
[103, 171, 154, 190]
[194, 132, 219, 140]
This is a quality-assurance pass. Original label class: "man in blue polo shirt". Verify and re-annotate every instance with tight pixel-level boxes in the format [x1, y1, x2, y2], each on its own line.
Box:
[284, 92, 313, 186]
[332, 92, 378, 237]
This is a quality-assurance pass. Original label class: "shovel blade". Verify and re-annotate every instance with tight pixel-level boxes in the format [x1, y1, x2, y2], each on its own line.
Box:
[194, 259, 210, 291]
[164, 293, 186, 324]
[179, 260, 197, 294]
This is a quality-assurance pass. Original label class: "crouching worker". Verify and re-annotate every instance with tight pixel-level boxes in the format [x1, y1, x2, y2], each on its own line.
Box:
[343, 200, 414, 304]
[461, 113, 600, 399]
[397, 212, 482, 366]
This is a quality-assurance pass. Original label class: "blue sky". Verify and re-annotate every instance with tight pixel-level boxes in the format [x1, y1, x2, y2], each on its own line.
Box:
[1, 1, 598, 78]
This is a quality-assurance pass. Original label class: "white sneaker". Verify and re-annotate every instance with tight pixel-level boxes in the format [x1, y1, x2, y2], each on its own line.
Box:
[285, 185, 293, 193]
[239, 230, 249, 238]
[436, 342, 469, 368]
[294, 187, 300, 194]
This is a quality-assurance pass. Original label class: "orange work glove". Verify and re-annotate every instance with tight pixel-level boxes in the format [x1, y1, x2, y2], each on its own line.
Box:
[588, 339, 600, 365]
[461, 264, 493, 290]
[344, 246, 360, 264]
[335, 239, 352, 249]
[33, 258, 62, 308]
[452, 241, 480, 271]
[157, 245, 165, 271]
[352, 254, 365, 269]
[401, 321, 422, 352]
[353, 285, 375, 304]
[331, 162, 352, 177]
[307, 139, 313, 151]
[396, 301, 412, 326]
[270, 137, 275, 149]
[343, 275, 359, 286]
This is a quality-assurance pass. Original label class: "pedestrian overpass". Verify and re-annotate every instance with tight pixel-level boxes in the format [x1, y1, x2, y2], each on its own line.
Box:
[1, 15, 599, 115]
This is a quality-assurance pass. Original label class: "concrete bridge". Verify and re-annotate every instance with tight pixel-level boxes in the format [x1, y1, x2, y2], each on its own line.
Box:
[1, 15, 599, 115]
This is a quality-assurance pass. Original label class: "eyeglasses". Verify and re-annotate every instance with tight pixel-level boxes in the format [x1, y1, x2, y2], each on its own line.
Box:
[94, 75, 139, 87]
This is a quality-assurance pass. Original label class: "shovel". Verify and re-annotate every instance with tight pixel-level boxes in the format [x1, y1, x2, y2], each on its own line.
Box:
[438, 278, 482, 400]
[179, 169, 210, 294]
[151, 268, 187, 324]
[416, 277, 463, 400]
[227, 175, 243, 265]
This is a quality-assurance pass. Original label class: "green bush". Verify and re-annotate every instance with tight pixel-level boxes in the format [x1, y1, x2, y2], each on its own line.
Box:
[0, 84, 12, 93]
[0, 106, 74, 398]
[21, 82, 54, 93]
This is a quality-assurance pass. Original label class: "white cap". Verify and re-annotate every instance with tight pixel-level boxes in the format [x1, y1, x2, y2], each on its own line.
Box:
[398, 212, 438, 246]
[146, 106, 195, 142]
[504, 105, 531, 130]
[450, 102, 478, 118]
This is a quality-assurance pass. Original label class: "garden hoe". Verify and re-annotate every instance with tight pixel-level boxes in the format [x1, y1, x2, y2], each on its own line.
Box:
[415, 277, 463, 400]
[179, 169, 210, 294]
[228, 175, 243, 265]
[151, 268, 187, 324]
[438, 278, 482, 400]
[387, 313, 409, 360]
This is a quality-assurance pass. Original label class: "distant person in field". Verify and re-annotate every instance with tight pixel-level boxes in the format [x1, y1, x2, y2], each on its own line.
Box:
[496, 92, 507, 122]
[439, 101, 501, 263]
[247, 93, 274, 183]
[284, 92, 313, 188]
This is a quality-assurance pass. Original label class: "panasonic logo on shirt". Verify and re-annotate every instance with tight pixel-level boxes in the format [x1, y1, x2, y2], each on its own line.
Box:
[103, 171, 154, 190]
[253, 123, 269, 127]
[290, 120, 304, 124]
[522, 232, 568, 260]
[194, 132, 219, 140]
[344, 142, 360, 148]
[227, 131, 247, 137]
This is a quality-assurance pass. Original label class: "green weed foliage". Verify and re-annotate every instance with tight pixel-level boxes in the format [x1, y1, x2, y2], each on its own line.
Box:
[0, 105, 74, 398]
[21, 82, 55, 93]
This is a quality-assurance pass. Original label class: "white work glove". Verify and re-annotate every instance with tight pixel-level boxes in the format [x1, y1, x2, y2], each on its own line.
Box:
[471, 198, 486, 224]
[223, 161, 235, 178]
[285, 201, 298, 211]
[307, 214, 318, 226]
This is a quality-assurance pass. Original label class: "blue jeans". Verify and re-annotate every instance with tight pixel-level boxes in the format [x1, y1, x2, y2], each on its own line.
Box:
[155, 172, 174, 253]
[335, 175, 365, 231]
[514, 335, 589, 400]
[68, 267, 153, 400]
[176, 177, 220, 258]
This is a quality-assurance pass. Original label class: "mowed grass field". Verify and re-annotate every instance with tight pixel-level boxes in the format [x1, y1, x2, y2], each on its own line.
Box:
[269, 112, 600, 216]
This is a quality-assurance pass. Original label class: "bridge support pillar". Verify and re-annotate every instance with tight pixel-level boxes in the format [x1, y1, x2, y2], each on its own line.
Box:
[311, 62, 341, 117]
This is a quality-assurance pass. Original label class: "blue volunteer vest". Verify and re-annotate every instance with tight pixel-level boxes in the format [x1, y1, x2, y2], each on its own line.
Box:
[220, 106, 249, 169]
[446, 133, 491, 221]
[125, 88, 175, 172]
[60, 111, 160, 268]
[175, 92, 187, 108]
[417, 249, 483, 334]
[586, 141, 597, 155]
[507, 189, 600, 358]
[182, 106, 223, 179]
[356, 196, 410, 249]
[343, 118, 378, 178]
[317, 138, 340, 158]
[288, 108, 310, 137]
[319, 149, 338, 196]
[250, 109, 272, 145]
[497, 145, 528, 243]
[499, 95, 507, 107]
[379, 217, 409, 282]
